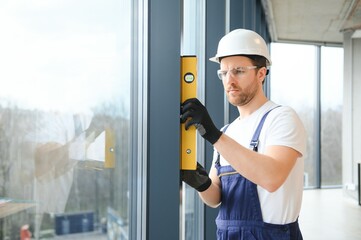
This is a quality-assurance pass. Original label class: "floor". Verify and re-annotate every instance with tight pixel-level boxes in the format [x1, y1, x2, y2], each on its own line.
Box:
[299, 189, 361, 240]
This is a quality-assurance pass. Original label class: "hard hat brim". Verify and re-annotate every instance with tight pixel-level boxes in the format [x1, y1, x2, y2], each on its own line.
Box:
[209, 54, 272, 66]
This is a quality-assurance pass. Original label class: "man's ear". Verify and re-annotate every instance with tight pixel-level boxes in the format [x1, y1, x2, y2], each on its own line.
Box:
[257, 67, 267, 82]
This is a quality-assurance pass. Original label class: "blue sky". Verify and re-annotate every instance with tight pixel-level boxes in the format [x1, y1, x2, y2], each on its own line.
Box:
[0, 0, 130, 117]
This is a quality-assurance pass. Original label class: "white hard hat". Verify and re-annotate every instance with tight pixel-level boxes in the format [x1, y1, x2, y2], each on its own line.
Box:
[209, 29, 272, 66]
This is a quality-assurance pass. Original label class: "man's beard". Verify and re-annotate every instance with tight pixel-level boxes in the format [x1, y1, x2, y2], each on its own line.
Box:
[226, 81, 259, 107]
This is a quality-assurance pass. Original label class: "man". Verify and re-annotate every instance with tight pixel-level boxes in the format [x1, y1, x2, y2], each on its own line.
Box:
[180, 29, 306, 239]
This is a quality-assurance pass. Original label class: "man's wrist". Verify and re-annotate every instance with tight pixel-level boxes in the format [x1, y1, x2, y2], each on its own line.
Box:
[196, 178, 212, 192]
[206, 130, 222, 145]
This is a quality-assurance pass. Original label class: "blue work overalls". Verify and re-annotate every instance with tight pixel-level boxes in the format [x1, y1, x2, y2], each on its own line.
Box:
[215, 108, 303, 240]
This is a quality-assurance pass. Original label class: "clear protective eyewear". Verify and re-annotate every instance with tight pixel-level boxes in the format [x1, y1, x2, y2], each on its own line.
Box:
[217, 66, 259, 80]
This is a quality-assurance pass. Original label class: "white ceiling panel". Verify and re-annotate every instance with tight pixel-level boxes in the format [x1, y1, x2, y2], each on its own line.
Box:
[264, 0, 361, 44]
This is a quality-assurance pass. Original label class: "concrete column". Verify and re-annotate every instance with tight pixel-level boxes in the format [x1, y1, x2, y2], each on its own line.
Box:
[343, 30, 361, 200]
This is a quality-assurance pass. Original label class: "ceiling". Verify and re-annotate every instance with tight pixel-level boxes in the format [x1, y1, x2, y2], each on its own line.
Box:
[262, 0, 361, 45]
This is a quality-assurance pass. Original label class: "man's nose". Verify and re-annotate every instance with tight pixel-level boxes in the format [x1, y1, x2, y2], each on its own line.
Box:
[224, 71, 236, 83]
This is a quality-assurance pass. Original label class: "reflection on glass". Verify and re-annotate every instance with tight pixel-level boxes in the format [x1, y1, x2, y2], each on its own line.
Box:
[320, 46, 343, 187]
[0, 1, 130, 239]
[270, 43, 318, 188]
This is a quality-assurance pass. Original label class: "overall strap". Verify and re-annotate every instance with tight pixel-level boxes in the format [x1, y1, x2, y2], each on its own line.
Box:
[249, 106, 281, 152]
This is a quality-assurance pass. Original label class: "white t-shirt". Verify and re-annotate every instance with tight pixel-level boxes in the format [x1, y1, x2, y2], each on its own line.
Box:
[213, 100, 307, 224]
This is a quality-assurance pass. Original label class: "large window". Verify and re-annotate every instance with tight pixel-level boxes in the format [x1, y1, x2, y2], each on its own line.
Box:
[270, 43, 343, 188]
[0, 1, 131, 239]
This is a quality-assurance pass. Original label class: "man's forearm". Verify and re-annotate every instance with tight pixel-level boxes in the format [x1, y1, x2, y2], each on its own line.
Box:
[198, 182, 221, 208]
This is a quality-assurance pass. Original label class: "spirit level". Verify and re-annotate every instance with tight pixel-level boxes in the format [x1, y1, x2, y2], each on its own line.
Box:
[180, 56, 197, 170]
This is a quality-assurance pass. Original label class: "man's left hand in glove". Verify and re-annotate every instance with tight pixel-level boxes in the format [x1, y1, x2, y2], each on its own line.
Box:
[180, 98, 222, 145]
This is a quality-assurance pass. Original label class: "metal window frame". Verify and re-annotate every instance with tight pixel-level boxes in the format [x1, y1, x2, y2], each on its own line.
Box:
[131, 0, 181, 239]
[146, 0, 181, 240]
[130, 0, 148, 239]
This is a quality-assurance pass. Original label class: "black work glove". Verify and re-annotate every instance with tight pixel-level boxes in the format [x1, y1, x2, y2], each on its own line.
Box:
[180, 98, 222, 145]
[181, 162, 212, 192]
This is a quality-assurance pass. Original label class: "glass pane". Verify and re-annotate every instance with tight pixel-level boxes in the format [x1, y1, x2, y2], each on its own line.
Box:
[320, 46, 343, 187]
[181, 1, 205, 239]
[270, 43, 318, 188]
[0, 1, 131, 239]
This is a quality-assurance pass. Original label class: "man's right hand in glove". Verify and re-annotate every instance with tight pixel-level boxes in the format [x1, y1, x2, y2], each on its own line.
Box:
[181, 162, 212, 192]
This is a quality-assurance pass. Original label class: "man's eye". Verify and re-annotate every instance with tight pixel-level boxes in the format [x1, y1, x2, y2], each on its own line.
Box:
[234, 69, 245, 75]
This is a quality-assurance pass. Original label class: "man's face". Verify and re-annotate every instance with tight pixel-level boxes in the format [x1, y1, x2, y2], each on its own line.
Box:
[219, 56, 264, 107]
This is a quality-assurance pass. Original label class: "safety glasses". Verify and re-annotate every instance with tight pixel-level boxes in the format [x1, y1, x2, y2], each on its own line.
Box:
[217, 66, 259, 80]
